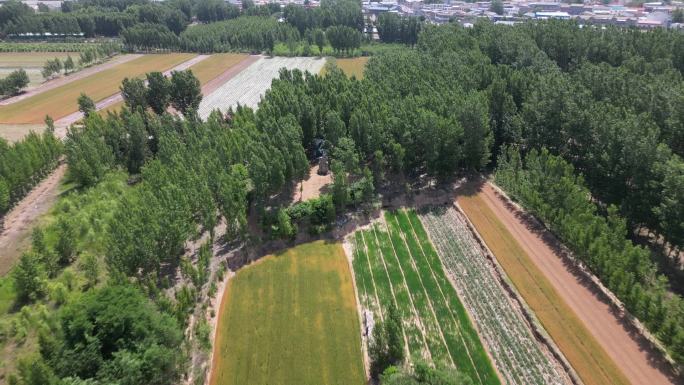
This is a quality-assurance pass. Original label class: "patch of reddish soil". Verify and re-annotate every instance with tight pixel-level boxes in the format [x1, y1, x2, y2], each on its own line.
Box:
[201, 55, 260, 96]
[0, 54, 143, 106]
[464, 182, 678, 385]
[0, 164, 66, 276]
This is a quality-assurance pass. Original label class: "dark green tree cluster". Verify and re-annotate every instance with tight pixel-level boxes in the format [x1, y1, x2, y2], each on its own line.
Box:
[23, 285, 184, 385]
[283, 0, 363, 34]
[496, 146, 684, 363]
[376, 13, 422, 45]
[117, 69, 201, 117]
[0, 68, 29, 96]
[177, 16, 299, 52]
[325, 25, 361, 55]
[0, 129, 62, 213]
[1, 0, 191, 38]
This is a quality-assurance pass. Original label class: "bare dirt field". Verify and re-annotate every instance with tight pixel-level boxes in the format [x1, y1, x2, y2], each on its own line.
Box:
[0, 164, 66, 276]
[292, 165, 331, 202]
[458, 181, 679, 385]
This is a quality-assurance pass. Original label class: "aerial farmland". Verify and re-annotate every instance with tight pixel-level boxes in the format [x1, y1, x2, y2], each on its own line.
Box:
[0, 1, 683, 385]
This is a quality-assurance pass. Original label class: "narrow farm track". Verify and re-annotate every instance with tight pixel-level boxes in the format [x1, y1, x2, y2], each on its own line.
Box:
[460, 182, 678, 385]
[200, 55, 260, 96]
[0, 164, 66, 276]
[0, 54, 142, 106]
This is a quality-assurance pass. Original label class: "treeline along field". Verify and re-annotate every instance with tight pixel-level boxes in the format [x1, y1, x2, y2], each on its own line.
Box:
[0, 53, 195, 123]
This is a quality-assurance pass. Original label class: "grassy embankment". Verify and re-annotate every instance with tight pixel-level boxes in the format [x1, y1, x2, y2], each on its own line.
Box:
[210, 240, 365, 385]
[458, 194, 631, 385]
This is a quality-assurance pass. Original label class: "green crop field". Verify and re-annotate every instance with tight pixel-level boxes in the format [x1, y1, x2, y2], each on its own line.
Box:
[210, 241, 365, 385]
[351, 209, 500, 385]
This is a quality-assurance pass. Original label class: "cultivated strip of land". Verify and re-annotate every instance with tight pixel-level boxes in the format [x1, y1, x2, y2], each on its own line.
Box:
[54, 54, 209, 137]
[99, 53, 253, 117]
[457, 182, 676, 385]
[198, 56, 326, 119]
[419, 206, 573, 385]
[0, 53, 196, 124]
[323, 57, 369, 79]
[0, 54, 141, 105]
[209, 241, 365, 385]
[350, 211, 500, 385]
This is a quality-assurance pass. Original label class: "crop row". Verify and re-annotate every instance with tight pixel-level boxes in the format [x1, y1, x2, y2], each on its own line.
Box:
[419, 206, 570, 385]
[351, 209, 500, 385]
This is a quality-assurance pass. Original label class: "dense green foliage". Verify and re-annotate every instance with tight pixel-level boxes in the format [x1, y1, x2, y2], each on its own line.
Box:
[0, 129, 62, 214]
[376, 13, 422, 46]
[381, 363, 474, 385]
[496, 147, 684, 363]
[0, 68, 29, 96]
[38, 285, 183, 384]
[257, 20, 684, 363]
[370, 302, 404, 378]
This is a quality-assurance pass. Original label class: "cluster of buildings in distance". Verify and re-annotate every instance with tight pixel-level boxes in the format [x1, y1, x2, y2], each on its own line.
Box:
[361, 0, 684, 29]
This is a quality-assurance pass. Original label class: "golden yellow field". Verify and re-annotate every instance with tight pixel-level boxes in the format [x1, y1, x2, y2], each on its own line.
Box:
[458, 194, 630, 385]
[210, 241, 365, 385]
[0, 53, 195, 124]
[324, 57, 369, 79]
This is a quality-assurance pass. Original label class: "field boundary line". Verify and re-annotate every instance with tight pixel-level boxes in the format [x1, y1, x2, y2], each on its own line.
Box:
[403, 209, 486, 385]
[379, 216, 436, 366]
[359, 232, 384, 324]
[370, 225, 413, 363]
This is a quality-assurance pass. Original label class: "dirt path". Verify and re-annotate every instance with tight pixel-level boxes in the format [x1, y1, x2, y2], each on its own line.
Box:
[293, 165, 331, 202]
[0, 55, 142, 106]
[53, 55, 211, 138]
[465, 182, 678, 385]
[0, 164, 66, 276]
